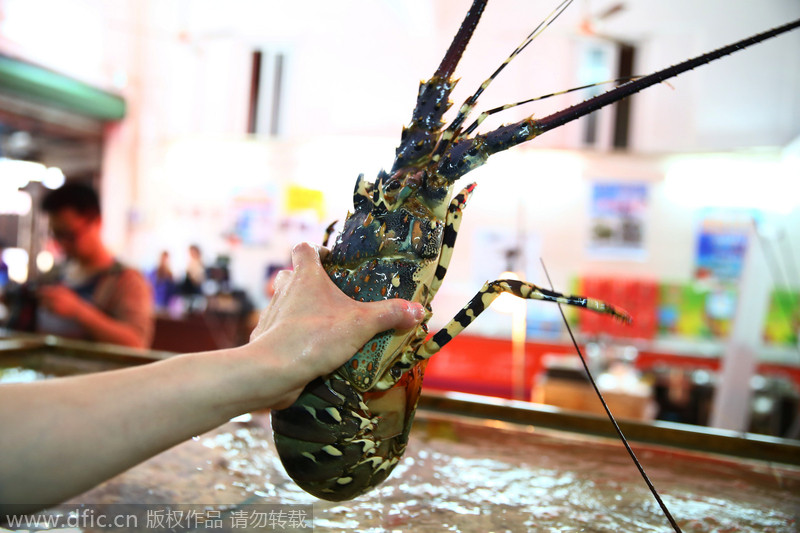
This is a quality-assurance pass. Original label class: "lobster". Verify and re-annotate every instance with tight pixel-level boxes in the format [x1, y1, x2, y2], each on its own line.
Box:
[271, 0, 800, 502]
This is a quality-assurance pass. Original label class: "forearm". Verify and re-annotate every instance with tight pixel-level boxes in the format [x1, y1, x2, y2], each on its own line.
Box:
[0, 346, 268, 514]
[0, 243, 424, 515]
[73, 302, 146, 348]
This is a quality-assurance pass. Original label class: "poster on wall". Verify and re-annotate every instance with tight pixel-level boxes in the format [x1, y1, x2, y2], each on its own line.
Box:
[588, 182, 648, 259]
[694, 208, 757, 281]
[227, 186, 278, 246]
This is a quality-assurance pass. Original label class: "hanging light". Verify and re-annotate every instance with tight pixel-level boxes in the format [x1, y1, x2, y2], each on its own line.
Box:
[36, 250, 55, 274]
[43, 167, 66, 189]
[0, 158, 66, 191]
[1, 248, 29, 284]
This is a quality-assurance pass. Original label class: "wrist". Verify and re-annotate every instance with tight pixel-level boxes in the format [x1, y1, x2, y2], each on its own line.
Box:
[176, 343, 284, 416]
[229, 329, 323, 410]
[72, 298, 96, 325]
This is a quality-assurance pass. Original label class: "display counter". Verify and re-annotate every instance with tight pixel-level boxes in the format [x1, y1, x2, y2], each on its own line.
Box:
[423, 334, 800, 435]
[0, 330, 171, 375]
[1, 331, 799, 531]
[423, 333, 800, 398]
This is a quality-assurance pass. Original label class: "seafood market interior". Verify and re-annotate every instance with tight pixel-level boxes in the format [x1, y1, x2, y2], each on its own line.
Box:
[1, 0, 800, 531]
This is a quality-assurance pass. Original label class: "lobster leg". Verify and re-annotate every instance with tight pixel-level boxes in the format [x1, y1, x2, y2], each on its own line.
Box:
[416, 279, 631, 359]
[428, 183, 477, 300]
[322, 221, 338, 247]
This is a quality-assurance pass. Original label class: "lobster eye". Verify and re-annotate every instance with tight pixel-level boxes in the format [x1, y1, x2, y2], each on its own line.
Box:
[385, 180, 402, 191]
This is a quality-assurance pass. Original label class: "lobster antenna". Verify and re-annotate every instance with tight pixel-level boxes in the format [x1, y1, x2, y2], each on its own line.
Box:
[441, 0, 575, 144]
[462, 76, 642, 136]
[532, 18, 800, 136]
[540, 258, 683, 533]
[472, 17, 800, 160]
[434, 0, 489, 79]
[391, 0, 488, 173]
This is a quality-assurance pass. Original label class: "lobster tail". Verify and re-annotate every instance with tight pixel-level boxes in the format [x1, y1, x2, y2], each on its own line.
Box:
[272, 377, 382, 501]
[272, 366, 426, 501]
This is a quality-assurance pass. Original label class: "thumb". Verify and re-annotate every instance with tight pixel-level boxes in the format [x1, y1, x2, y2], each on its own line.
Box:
[362, 299, 425, 333]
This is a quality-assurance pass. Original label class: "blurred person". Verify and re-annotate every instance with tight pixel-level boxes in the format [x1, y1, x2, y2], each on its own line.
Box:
[0, 240, 8, 289]
[149, 250, 176, 310]
[181, 243, 205, 296]
[36, 182, 153, 348]
[0, 243, 425, 514]
[0, 241, 9, 323]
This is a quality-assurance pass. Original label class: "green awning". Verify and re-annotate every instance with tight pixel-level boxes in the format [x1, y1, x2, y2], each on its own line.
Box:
[0, 54, 126, 121]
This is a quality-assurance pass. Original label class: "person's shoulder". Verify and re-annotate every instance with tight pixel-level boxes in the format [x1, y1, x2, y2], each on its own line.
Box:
[110, 261, 148, 284]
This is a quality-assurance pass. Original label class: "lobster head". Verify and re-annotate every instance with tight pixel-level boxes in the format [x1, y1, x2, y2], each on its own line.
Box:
[324, 167, 448, 392]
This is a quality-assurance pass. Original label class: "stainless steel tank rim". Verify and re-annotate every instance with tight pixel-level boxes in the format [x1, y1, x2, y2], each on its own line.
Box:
[3, 330, 798, 466]
[418, 390, 800, 467]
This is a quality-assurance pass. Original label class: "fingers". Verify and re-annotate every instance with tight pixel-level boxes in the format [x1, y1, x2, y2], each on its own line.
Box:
[38, 286, 56, 298]
[288, 242, 425, 331]
[290, 242, 322, 273]
[265, 240, 425, 336]
[271, 270, 293, 294]
[37, 286, 63, 306]
[36, 286, 81, 316]
[272, 243, 322, 295]
[362, 299, 425, 333]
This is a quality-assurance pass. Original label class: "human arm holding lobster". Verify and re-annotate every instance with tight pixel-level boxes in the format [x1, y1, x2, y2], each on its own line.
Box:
[0, 243, 425, 515]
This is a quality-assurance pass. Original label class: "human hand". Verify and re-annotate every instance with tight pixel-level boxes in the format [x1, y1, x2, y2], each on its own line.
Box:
[246, 242, 425, 409]
[38, 285, 87, 318]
